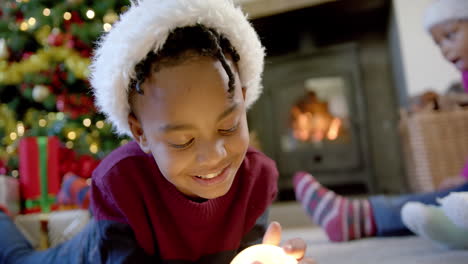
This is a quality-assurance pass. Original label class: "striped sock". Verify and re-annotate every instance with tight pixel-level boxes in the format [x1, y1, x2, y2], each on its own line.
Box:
[293, 171, 376, 242]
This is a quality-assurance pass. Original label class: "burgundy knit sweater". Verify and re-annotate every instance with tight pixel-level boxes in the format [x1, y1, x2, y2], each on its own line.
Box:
[91, 141, 278, 262]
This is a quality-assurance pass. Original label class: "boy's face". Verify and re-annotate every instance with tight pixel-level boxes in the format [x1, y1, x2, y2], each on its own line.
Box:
[431, 20, 468, 71]
[129, 56, 250, 200]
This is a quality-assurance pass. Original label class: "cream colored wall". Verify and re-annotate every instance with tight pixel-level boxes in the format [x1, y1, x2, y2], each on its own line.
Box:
[393, 0, 460, 96]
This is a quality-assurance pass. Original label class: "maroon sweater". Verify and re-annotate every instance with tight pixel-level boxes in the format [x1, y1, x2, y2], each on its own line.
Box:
[91, 142, 278, 262]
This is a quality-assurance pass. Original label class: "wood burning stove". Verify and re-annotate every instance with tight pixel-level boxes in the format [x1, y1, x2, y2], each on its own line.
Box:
[248, 44, 373, 192]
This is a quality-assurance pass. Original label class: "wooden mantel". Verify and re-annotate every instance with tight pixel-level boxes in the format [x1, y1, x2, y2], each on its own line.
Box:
[235, 0, 337, 19]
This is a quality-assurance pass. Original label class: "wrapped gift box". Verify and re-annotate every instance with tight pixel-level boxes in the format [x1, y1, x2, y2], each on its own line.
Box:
[0, 175, 20, 216]
[14, 209, 90, 249]
[19, 136, 60, 213]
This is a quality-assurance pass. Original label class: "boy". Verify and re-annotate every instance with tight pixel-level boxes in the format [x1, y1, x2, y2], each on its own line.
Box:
[0, 0, 314, 263]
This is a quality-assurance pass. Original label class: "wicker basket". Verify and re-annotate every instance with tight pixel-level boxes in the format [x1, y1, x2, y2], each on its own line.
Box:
[400, 109, 468, 192]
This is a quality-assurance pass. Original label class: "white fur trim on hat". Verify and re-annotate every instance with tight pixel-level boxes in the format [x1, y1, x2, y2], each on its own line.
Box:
[90, 0, 265, 137]
[424, 0, 468, 31]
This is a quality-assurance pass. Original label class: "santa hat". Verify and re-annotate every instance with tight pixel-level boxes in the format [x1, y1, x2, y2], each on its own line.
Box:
[89, 0, 265, 137]
[424, 0, 468, 31]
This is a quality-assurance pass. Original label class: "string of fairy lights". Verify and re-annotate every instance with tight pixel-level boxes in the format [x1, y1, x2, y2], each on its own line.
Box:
[15, 1, 123, 33]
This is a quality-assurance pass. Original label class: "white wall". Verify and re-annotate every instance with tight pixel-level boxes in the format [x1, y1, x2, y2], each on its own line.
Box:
[393, 0, 460, 96]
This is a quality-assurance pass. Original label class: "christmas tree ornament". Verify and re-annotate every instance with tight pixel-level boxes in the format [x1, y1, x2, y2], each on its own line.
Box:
[32, 85, 50, 102]
[0, 38, 10, 60]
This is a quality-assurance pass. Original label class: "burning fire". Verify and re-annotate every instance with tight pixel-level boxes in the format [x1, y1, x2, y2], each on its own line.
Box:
[290, 91, 343, 143]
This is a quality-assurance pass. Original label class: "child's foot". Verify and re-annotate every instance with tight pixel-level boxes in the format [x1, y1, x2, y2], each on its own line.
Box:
[438, 192, 468, 229]
[401, 202, 468, 249]
[293, 172, 376, 242]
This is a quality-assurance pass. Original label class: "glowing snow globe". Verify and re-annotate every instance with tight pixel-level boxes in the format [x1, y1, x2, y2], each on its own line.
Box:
[231, 244, 298, 264]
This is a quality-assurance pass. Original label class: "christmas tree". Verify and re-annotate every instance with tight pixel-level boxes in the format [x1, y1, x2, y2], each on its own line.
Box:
[0, 0, 131, 178]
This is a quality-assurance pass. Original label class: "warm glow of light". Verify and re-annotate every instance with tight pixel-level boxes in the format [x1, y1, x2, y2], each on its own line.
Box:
[6, 146, 14, 154]
[86, 9, 95, 19]
[17, 122, 25, 136]
[290, 92, 345, 143]
[83, 118, 92, 127]
[96, 120, 104, 129]
[67, 131, 77, 140]
[231, 244, 297, 264]
[9, 132, 17, 141]
[20, 22, 29, 31]
[90, 143, 98, 153]
[12, 170, 19, 178]
[103, 23, 112, 32]
[28, 17, 36, 26]
[38, 119, 47, 127]
[43, 8, 51, 16]
[327, 118, 342, 141]
[293, 112, 312, 142]
[63, 12, 72, 20]
[66, 141, 74, 149]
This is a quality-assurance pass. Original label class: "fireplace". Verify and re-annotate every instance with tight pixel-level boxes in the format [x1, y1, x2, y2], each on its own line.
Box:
[248, 44, 373, 192]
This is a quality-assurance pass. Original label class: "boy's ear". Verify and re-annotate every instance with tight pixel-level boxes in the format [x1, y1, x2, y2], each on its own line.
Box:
[128, 113, 151, 153]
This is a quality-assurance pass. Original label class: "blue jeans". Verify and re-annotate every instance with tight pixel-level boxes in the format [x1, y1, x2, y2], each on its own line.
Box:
[0, 212, 99, 263]
[369, 182, 468, 236]
[0, 212, 152, 263]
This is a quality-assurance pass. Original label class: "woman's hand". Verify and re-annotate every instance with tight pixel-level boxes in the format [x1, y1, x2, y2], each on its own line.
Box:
[257, 221, 316, 264]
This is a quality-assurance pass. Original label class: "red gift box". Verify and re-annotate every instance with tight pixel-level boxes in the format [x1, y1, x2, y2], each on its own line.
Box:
[19, 136, 60, 213]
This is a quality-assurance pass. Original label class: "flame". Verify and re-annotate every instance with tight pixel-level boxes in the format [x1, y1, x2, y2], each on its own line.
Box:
[290, 93, 342, 143]
[327, 118, 341, 141]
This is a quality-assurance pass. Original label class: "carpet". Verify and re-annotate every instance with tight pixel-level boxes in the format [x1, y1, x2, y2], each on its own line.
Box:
[282, 227, 468, 264]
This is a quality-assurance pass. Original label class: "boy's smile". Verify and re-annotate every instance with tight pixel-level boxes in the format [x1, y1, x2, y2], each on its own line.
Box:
[431, 20, 468, 71]
[128, 55, 249, 200]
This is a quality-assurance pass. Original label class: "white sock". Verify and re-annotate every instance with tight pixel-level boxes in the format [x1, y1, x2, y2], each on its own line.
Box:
[401, 202, 468, 249]
[438, 192, 468, 229]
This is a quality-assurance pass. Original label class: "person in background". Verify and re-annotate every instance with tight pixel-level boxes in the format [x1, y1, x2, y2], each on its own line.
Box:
[294, 0, 468, 245]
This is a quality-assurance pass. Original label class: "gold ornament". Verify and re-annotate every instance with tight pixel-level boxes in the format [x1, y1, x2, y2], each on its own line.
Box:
[32, 85, 50, 102]
[0, 38, 9, 60]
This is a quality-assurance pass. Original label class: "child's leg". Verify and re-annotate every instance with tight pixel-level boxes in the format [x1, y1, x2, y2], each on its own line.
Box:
[293, 171, 468, 241]
[0, 211, 37, 263]
[293, 172, 376, 242]
[401, 202, 468, 249]
[370, 182, 468, 237]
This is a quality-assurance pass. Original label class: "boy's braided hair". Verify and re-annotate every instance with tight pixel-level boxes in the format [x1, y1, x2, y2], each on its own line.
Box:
[129, 25, 240, 100]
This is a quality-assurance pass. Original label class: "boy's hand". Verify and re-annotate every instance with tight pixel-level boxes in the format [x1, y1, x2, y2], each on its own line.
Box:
[259, 221, 316, 264]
